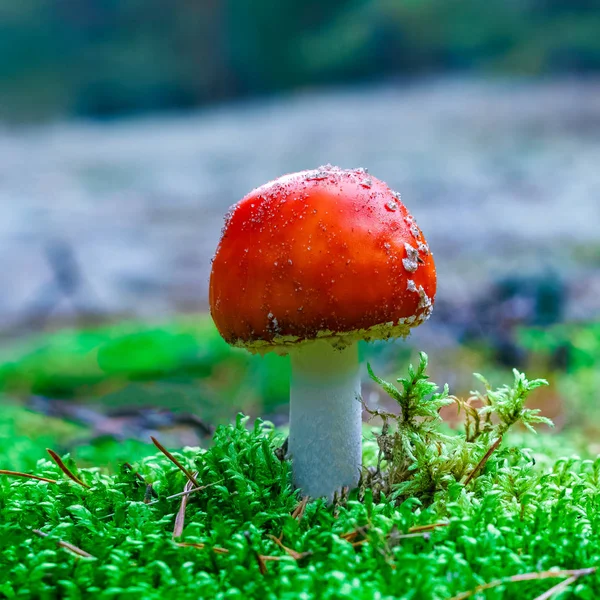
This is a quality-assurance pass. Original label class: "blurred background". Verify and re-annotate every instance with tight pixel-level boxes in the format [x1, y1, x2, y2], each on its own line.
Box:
[1, 0, 600, 469]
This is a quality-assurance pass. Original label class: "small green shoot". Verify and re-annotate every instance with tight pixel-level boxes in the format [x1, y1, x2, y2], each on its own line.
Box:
[363, 353, 552, 503]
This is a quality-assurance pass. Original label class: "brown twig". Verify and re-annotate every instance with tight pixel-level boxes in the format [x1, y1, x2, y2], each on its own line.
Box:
[0, 470, 57, 484]
[385, 524, 444, 550]
[533, 575, 579, 600]
[123, 462, 148, 485]
[173, 473, 198, 538]
[375, 522, 450, 550]
[254, 552, 268, 574]
[179, 534, 312, 573]
[268, 534, 312, 561]
[291, 496, 309, 521]
[150, 437, 200, 488]
[339, 525, 372, 548]
[251, 550, 292, 575]
[258, 554, 294, 572]
[244, 530, 267, 574]
[146, 480, 221, 507]
[408, 522, 449, 533]
[175, 542, 229, 554]
[46, 449, 90, 488]
[99, 479, 223, 520]
[340, 525, 370, 542]
[341, 523, 443, 553]
[463, 436, 502, 486]
[33, 529, 94, 559]
[447, 567, 596, 600]
[244, 531, 296, 575]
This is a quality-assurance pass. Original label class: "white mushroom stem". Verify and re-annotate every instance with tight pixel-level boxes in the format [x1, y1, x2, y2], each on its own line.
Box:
[288, 340, 362, 501]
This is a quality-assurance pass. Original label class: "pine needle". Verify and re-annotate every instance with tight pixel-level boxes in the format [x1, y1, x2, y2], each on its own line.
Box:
[268, 534, 312, 561]
[175, 542, 229, 554]
[33, 529, 95, 559]
[173, 473, 198, 538]
[340, 525, 369, 542]
[408, 522, 449, 533]
[533, 575, 579, 600]
[98, 479, 223, 521]
[145, 480, 223, 507]
[463, 436, 502, 486]
[150, 437, 200, 487]
[0, 470, 57, 484]
[46, 449, 90, 488]
[447, 567, 596, 600]
[291, 496, 309, 520]
[123, 462, 148, 485]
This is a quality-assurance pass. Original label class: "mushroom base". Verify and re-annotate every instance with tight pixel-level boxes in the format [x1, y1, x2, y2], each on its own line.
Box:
[288, 340, 362, 501]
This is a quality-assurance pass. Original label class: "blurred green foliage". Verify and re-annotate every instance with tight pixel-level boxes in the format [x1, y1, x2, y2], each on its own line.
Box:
[2, 0, 600, 120]
[0, 315, 290, 419]
[0, 403, 84, 472]
[519, 321, 600, 431]
[0, 401, 155, 470]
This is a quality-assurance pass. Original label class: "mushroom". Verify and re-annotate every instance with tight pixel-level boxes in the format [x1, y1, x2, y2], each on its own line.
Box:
[209, 166, 436, 500]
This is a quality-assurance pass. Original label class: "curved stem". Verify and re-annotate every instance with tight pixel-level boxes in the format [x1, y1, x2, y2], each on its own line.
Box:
[288, 341, 362, 501]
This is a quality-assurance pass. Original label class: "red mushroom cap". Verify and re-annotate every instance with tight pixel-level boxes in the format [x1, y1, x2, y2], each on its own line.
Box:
[209, 166, 436, 352]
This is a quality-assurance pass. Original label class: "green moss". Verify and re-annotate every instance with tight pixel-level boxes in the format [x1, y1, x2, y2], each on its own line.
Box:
[1, 360, 599, 599]
[362, 354, 553, 504]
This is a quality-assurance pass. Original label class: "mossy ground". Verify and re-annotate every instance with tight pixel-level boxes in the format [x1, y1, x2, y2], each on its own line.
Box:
[2, 361, 599, 599]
